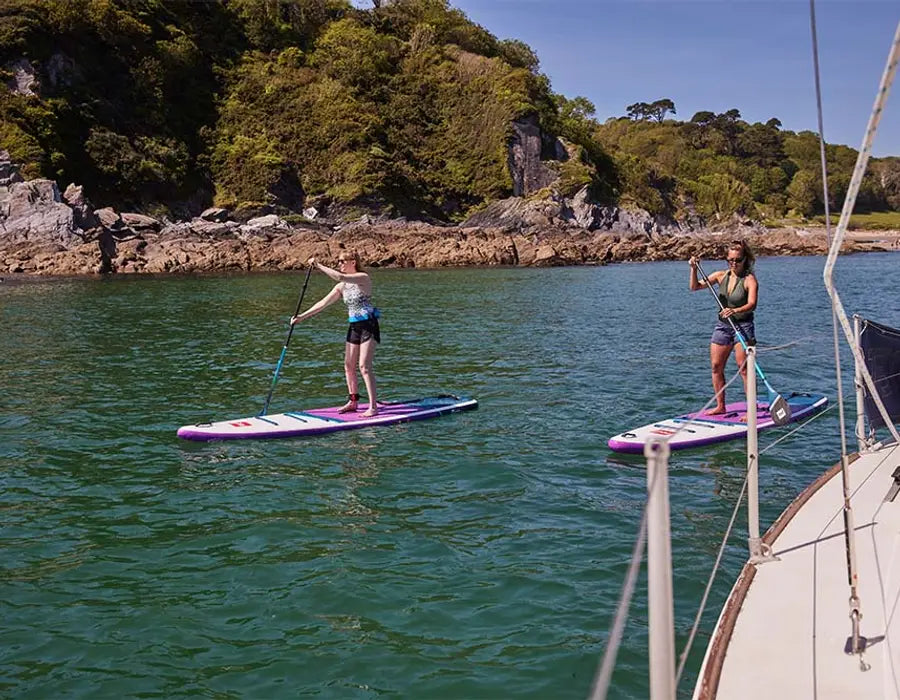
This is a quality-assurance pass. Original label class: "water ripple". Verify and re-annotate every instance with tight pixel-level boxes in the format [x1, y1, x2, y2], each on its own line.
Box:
[1, 257, 898, 697]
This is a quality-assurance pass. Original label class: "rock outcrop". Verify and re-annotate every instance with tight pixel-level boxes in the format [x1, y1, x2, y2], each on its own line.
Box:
[508, 115, 566, 196]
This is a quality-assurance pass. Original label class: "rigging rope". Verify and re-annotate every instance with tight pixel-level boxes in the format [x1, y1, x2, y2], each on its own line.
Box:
[589, 472, 654, 699]
[672, 377, 838, 685]
[594, 363, 750, 698]
[815, 1, 900, 660]
[675, 470, 749, 685]
[821, 18, 900, 447]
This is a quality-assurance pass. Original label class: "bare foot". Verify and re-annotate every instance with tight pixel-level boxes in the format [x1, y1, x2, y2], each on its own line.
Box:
[705, 407, 727, 415]
[337, 401, 358, 414]
[362, 407, 379, 417]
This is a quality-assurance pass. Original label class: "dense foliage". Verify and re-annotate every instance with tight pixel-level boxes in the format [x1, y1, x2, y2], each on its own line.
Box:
[0, 0, 897, 222]
[595, 108, 900, 222]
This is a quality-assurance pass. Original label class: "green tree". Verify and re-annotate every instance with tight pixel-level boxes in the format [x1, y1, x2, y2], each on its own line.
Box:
[228, 0, 339, 52]
[647, 98, 676, 122]
[626, 101, 651, 120]
[85, 128, 189, 202]
[786, 169, 819, 217]
[498, 38, 538, 71]
[309, 17, 397, 91]
[709, 109, 743, 156]
[872, 158, 900, 209]
[690, 172, 751, 219]
[737, 122, 784, 167]
[615, 153, 671, 215]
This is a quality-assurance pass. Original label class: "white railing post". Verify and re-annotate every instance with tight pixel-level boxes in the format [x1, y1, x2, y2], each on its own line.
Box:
[746, 346, 760, 552]
[746, 347, 776, 563]
[645, 437, 675, 700]
[853, 315, 867, 451]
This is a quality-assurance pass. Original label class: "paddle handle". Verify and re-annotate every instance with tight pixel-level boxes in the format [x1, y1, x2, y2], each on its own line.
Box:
[261, 263, 314, 416]
[694, 261, 776, 394]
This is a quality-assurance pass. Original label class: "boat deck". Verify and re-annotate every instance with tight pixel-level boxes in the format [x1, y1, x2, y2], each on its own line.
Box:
[695, 442, 900, 699]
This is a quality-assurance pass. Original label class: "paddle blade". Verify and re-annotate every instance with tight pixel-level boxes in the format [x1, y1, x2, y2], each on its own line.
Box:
[768, 393, 792, 426]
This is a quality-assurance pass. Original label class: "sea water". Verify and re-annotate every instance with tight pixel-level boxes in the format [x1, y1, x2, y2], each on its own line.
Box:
[1, 253, 897, 698]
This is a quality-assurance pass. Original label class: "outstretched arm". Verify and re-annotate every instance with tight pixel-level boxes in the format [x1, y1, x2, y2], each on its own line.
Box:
[310, 257, 368, 284]
[291, 284, 342, 325]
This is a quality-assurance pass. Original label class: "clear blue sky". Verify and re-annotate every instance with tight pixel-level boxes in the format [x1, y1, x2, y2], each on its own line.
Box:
[416, 0, 899, 157]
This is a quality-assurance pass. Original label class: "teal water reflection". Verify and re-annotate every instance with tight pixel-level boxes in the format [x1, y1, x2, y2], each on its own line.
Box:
[1, 254, 897, 698]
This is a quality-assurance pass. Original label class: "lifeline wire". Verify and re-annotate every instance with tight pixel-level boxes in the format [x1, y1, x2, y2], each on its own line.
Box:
[594, 364, 749, 697]
[589, 472, 654, 700]
[674, 470, 749, 685]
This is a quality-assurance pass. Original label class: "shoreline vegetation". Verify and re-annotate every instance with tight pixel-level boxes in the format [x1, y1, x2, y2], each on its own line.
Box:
[1, 1, 898, 278]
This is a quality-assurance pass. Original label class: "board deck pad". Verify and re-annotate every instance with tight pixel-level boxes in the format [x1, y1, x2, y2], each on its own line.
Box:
[177, 394, 477, 442]
[607, 392, 828, 454]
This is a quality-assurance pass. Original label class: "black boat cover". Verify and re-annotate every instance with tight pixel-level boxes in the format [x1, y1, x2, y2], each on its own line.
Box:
[859, 317, 900, 430]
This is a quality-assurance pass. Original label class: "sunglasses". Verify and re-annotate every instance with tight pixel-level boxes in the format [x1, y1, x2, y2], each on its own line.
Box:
[727, 256, 745, 264]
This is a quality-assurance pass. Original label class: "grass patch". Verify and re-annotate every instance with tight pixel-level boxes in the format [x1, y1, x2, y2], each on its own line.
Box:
[814, 211, 900, 230]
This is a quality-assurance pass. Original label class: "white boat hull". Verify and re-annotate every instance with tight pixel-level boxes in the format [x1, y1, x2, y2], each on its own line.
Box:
[694, 441, 900, 698]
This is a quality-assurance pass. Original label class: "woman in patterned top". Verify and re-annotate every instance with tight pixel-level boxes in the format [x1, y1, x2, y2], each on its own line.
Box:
[688, 240, 758, 415]
[291, 251, 381, 416]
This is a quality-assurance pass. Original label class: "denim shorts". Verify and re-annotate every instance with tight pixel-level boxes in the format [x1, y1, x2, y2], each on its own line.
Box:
[711, 319, 755, 347]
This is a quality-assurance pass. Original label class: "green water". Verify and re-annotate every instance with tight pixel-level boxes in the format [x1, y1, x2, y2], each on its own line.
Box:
[2, 255, 897, 698]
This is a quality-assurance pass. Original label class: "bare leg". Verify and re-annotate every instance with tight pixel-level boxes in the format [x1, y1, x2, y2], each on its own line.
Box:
[359, 339, 378, 416]
[734, 343, 749, 394]
[338, 342, 360, 413]
[708, 343, 733, 414]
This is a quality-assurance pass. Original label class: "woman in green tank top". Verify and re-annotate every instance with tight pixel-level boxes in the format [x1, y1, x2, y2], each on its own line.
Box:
[688, 240, 759, 415]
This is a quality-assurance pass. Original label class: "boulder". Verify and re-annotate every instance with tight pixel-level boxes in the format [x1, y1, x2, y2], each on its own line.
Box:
[121, 212, 161, 232]
[5, 57, 38, 96]
[200, 207, 230, 222]
[245, 214, 284, 229]
[62, 183, 100, 231]
[188, 219, 240, 238]
[0, 179, 79, 245]
[0, 151, 23, 187]
[94, 207, 125, 230]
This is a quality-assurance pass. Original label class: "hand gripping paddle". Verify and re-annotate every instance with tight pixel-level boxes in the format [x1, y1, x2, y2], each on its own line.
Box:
[695, 261, 792, 426]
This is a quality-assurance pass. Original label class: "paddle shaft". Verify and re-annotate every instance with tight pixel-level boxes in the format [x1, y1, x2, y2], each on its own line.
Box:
[261, 264, 314, 416]
[694, 261, 779, 396]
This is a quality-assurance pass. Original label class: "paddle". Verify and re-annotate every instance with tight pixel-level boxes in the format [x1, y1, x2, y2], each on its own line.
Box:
[261, 263, 314, 416]
[695, 261, 792, 425]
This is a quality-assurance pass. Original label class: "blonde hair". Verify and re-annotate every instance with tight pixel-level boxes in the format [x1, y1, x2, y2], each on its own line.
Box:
[339, 249, 365, 272]
[728, 239, 755, 273]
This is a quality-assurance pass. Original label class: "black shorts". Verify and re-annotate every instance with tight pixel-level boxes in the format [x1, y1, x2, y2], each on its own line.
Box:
[346, 317, 380, 345]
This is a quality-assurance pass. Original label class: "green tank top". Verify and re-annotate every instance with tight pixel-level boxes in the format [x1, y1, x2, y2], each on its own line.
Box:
[717, 270, 754, 322]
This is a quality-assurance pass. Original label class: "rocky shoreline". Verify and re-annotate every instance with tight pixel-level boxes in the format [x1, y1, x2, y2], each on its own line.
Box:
[3, 221, 897, 280]
[1, 152, 897, 279]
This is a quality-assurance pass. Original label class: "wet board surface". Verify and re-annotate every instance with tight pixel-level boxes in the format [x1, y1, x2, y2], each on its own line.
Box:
[607, 392, 828, 454]
[177, 394, 477, 442]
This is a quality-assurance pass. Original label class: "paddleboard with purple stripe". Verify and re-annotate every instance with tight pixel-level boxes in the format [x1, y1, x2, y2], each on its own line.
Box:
[177, 394, 477, 442]
[607, 392, 827, 454]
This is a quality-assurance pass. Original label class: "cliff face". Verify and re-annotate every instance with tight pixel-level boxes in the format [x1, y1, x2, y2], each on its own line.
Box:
[508, 115, 566, 197]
